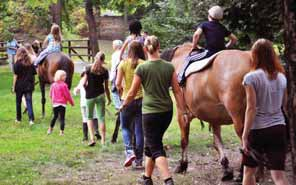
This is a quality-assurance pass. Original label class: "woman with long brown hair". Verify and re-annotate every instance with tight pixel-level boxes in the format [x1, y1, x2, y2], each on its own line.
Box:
[242, 39, 289, 185]
[79, 52, 111, 146]
[116, 41, 145, 168]
[12, 47, 36, 125]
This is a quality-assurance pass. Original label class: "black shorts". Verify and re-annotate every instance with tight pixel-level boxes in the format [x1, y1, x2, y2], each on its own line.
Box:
[242, 124, 287, 170]
[142, 111, 173, 160]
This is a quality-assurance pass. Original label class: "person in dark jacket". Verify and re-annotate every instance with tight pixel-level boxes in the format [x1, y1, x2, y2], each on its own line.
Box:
[12, 47, 36, 125]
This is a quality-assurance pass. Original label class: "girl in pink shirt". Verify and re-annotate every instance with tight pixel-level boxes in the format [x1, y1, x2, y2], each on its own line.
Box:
[48, 70, 74, 136]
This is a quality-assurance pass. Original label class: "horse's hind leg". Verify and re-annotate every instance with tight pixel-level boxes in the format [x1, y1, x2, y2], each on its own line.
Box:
[212, 124, 234, 181]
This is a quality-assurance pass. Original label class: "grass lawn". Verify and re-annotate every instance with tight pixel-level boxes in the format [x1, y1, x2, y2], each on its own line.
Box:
[0, 64, 242, 185]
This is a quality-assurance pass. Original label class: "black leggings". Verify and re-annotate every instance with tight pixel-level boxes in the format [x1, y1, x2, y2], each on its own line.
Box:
[50, 106, 66, 131]
[143, 111, 173, 160]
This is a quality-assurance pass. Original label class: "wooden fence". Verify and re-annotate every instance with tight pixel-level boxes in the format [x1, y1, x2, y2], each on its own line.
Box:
[62, 39, 94, 62]
[0, 39, 94, 63]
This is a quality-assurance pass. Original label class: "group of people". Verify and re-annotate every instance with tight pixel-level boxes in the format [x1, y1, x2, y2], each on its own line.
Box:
[9, 5, 290, 185]
[11, 24, 63, 127]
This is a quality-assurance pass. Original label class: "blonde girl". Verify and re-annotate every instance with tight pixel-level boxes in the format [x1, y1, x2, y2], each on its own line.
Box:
[34, 24, 62, 66]
[48, 70, 74, 136]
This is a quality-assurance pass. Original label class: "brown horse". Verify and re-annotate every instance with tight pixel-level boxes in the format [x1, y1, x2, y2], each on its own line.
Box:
[37, 52, 74, 116]
[161, 43, 252, 180]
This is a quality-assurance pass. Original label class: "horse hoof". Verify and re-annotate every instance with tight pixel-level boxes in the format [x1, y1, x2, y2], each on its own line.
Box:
[174, 160, 188, 174]
[221, 168, 233, 181]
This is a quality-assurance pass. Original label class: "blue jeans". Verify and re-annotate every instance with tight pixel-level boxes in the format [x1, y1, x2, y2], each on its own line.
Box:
[16, 91, 34, 121]
[111, 90, 121, 110]
[120, 98, 144, 163]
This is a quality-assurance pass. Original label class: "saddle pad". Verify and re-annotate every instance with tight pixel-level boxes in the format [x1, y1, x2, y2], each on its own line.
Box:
[185, 51, 222, 77]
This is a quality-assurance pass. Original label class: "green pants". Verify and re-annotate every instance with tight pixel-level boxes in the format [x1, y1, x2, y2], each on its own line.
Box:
[86, 94, 105, 123]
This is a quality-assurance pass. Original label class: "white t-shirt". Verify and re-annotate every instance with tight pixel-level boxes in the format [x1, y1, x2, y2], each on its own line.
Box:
[110, 50, 121, 82]
[242, 69, 287, 129]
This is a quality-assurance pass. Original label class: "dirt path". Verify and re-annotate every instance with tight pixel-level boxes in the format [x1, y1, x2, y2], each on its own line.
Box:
[38, 146, 294, 185]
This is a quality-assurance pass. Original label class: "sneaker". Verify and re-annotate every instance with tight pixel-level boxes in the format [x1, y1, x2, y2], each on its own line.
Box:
[88, 141, 96, 147]
[29, 120, 34, 126]
[59, 131, 64, 136]
[15, 120, 21, 124]
[124, 154, 136, 167]
[164, 178, 174, 185]
[132, 160, 144, 170]
[137, 175, 153, 185]
[95, 132, 101, 140]
[47, 128, 52, 135]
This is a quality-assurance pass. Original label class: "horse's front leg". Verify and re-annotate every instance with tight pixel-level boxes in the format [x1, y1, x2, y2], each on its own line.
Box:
[212, 124, 234, 181]
[174, 112, 191, 173]
[39, 80, 46, 118]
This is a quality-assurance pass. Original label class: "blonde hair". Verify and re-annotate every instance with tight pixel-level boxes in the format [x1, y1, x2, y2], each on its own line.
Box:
[112, 40, 123, 50]
[54, 70, 67, 82]
[91, 51, 105, 74]
[251, 38, 285, 80]
[50, 24, 62, 42]
[15, 47, 32, 66]
[144, 35, 160, 54]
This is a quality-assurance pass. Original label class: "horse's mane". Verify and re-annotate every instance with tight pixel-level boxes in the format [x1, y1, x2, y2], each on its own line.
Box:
[160, 42, 192, 62]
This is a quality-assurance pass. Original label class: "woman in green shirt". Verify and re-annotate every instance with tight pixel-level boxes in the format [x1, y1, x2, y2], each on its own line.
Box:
[120, 36, 188, 185]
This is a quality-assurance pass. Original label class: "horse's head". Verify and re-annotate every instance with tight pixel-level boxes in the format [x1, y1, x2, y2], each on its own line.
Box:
[160, 43, 192, 73]
[32, 40, 41, 55]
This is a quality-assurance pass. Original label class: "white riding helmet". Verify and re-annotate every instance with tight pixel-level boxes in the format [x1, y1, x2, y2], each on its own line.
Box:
[208, 6, 223, 20]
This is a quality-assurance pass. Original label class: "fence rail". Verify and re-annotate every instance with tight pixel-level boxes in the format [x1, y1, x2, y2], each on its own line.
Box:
[0, 39, 94, 63]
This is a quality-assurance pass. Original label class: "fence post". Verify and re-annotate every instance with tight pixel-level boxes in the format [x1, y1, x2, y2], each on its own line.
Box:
[68, 40, 71, 58]
[87, 40, 91, 62]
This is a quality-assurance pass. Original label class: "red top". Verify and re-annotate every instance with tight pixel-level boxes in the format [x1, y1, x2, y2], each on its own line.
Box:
[50, 81, 74, 106]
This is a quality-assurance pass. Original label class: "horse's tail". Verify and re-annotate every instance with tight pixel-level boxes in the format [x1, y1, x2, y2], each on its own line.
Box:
[58, 54, 74, 89]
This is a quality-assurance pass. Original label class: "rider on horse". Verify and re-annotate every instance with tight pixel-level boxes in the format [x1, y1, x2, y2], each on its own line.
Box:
[34, 24, 62, 66]
[178, 5, 238, 86]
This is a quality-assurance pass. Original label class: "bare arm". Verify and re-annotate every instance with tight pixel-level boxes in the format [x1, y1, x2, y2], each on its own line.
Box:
[119, 40, 129, 61]
[120, 74, 141, 110]
[225, 33, 238, 49]
[171, 72, 189, 124]
[104, 80, 111, 105]
[171, 72, 187, 113]
[115, 67, 124, 96]
[242, 85, 257, 153]
[282, 88, 288, 115]
[192, 28, 203, 50]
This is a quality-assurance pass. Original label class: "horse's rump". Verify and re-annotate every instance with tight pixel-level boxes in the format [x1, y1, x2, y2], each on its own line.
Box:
[38, 52, 74, 88]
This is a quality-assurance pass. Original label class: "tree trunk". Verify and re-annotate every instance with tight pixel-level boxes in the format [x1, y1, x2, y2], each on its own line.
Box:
[283, 0, 296, 183]
[124, 2, 128, 26]
[95, 0, 101, 39]
[50, 0, 62, 28]
[85, 0, 99, 59]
